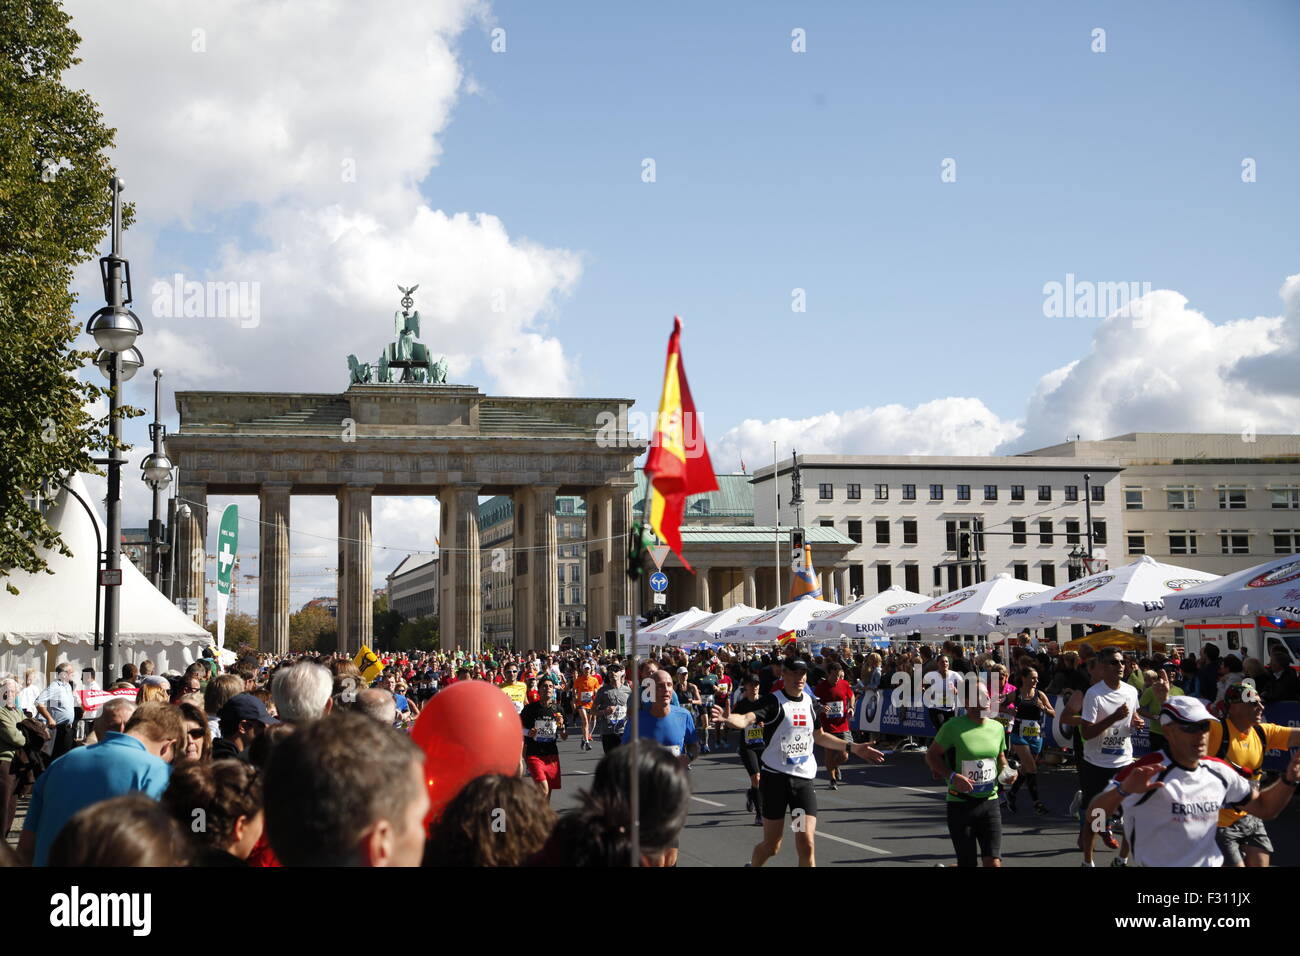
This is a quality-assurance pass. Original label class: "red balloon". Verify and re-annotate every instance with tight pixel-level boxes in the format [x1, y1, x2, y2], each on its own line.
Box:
[410, 680, 523, 824]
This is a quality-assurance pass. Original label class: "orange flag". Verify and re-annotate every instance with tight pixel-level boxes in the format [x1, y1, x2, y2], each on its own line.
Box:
[644, 316, 717, 572]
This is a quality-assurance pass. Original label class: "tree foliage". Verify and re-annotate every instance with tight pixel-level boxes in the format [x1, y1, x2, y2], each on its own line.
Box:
[0, 0, 138, 592]
[289, 605, 338, 654]
[204, 612, 258, 649]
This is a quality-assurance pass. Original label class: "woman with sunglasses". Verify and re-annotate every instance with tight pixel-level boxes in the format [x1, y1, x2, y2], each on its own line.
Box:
[177, 702, 212, 763]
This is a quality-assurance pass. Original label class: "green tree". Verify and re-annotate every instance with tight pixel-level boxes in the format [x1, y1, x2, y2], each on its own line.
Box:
[289, 605, 337, 654]
[395, 615, 439, 652]
[204, 612, 258, 649]
[0, 0, 138, 592]
[373, 592, 403, 651]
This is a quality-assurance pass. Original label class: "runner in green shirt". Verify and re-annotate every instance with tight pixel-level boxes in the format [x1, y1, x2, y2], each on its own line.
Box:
[925, 677, 1015, 867]
[1138, 665, 1183, 740]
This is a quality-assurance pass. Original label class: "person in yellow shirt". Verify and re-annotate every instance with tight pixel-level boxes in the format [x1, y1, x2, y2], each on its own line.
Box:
[499, 664, 529, 716]
[1201, 681, 1300, 867]
[572, 662, 602, 752]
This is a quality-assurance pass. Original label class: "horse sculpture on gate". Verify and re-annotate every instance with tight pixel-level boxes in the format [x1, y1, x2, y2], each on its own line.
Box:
[346, 285, 450, 386]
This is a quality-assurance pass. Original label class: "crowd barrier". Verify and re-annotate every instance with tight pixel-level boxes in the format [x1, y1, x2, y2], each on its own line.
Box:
[852, 689, 1300, 771]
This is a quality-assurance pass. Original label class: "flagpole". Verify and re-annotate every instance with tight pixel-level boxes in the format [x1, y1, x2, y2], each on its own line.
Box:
[627, 471, 652, 868]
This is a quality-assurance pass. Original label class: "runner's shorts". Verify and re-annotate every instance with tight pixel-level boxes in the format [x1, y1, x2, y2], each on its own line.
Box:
[824, 730, 853, 745]
[525, 754, 561, 790]
[759, 768, 817, 821]
[1009, 732, 1044, 755]
[739, 744, 764, 777]
[600, 733, 622, 754]
[1078, 760, 1121, 830]
[1216, 814, 1273, 865]
[946, 796, 1002, 866]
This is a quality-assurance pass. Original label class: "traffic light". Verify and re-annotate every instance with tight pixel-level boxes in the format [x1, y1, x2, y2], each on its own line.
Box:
[626, 519, 655, 580]
[958, 530, 971, 560]
[973, 518, 985, 554]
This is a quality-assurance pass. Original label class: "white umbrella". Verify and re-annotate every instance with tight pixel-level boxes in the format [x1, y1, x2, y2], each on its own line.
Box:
[806, 585, 929, 642]
[996, 556, 1220, 630]
[722, 598, 843, 645]
[667, 604, 763, 645]
[1160, 553, 1300, 621]
[634, 607, 713, 653]
[881, 574, 1052, 636]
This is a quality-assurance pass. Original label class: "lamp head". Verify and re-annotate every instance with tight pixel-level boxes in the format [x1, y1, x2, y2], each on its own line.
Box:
[94, 346, 143, 381]
[87, 305, 142, 352]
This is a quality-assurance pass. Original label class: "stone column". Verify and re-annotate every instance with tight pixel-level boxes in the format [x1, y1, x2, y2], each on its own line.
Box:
[583, 487, 608, 643]
[743, 567, 757, 608]
[176, 483, 207, 625]
[533, 486, 559, 651]
[836, 567, 851, 605]
[453, 485, 482, 654]
[821, 569, 835, 602]
[512, 487, 535, 651]
[337, 485, 373, 655]
[258, 483, 291, 655]
[695, 565, 712, 612]
[608, 484, 633, 622]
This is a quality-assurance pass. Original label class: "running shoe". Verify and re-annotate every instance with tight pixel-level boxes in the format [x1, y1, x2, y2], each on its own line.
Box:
[753, 812, 764, 827]
[1110, 857, 1128, 867]
[828, 779, 839, 791]
[745, 791, 754, 812]
[1101, 829, 1120, 850]
[1034, 801, 1049, 816]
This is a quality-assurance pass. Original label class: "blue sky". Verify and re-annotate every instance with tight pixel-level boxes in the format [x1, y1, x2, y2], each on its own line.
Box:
[63, 0, 1300, 607]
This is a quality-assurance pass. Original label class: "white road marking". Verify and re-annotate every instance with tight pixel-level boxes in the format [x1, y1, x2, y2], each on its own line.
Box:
[691, 795, 727, 807]
[818, 831, 890, 855]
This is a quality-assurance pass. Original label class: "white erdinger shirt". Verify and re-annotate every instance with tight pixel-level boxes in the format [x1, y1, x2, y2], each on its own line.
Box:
[1110, 753, 1253, 867]
[1081, 679, 1140, 769]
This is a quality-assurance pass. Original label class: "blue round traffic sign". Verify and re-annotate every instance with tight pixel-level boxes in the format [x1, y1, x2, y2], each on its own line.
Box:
[649, 571, 669, 593]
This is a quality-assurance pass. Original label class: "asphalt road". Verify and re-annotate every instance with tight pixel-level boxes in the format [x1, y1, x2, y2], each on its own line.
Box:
[549, 732, 1300, 867]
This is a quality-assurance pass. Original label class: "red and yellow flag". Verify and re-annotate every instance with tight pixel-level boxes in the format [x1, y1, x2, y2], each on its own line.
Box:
[776, 629, 797, 647]
[644, 316, 717, 572]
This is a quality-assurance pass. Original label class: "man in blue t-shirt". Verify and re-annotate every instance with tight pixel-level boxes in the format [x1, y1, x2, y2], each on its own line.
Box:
[624, 668, 698, 767]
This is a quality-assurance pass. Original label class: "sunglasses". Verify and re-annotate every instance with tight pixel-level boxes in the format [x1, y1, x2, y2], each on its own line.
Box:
[1168, 720, 1211, 734]
[187, 728, 206, 740]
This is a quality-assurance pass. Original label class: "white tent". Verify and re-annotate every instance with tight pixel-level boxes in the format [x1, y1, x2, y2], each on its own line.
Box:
[667, 604, 763, 645]
[806, 585, 929, 642]
[722, 598, 843, 645]
[634, 607, 713, 653]
[1160, 552, 1300, 621]
[996, 556, 1220, 630]
[881, 574, 1051, 637]
[0, 474, 211, 679]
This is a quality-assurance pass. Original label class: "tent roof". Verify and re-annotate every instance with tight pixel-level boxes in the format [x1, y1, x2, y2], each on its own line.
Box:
[0, 474, 211, 647]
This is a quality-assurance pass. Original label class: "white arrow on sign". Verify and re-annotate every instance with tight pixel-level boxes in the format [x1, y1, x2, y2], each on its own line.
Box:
[649, 545, 671, 570]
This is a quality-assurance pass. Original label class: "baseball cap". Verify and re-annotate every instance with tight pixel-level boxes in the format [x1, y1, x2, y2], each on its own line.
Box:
[1224, 681, 1263, 706]
[782, 657, 809, 673]
[676, 666, 688, 674]
[219, 693, 279, 726]
[1160, 695, 1214, 727]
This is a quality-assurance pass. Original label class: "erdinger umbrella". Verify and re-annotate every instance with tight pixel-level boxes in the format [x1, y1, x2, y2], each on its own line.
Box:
[722, 598, 843, 645]
[1160, 553, 1300, 621]
[880, 574, 1051, 636]
[996, 556, 1219, 630]
[667, 604, 762, 645]
[634, 607, 713, 652]
[806, 585, 929, 642]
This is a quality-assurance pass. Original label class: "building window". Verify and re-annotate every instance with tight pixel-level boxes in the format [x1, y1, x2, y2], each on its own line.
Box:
[1220, 531, 1251, 555]
[1038, 520, 1053, 545]
[696, 499, 711, 514]
[849, 564, 864, 597]
[945, 520, 958, 552]
[902, 484, 916, 501]
[1218, 487, 1247, 510]
[933, 565, 943, 588]
[1169, 531, 1197, 555]
[847, 483, 862, 500]
[1011, 519, 1026, 545]
[1010, 485, 1025, 501]
[1125, 488, 1143, 510]
[1127, 533, 1146, 555]
[876, 564, 893, 592]
[904, 564, 920, 593]
[1092, 519, 1107, 545]
[1167, 489, 1194, 510]
[557, 566, 565, 584]
[572, 564, 582, 582]
[875, 520, 890, 545]
[930, 484, 944, 501]
[956, 484, 971, 501]
[1065, 485, 1079, 502]
[558, 499, 575, 514]
[846, 519, 863, 543]
[819, 519, 834, 528]
[1274, 530, 1300, 554]
[1012, 563, 1028, 581]
[571, 587, 581, 604]
[1040, 564, 1056, 587]
[819, 483, 833, 500]
[874, 483, 888, 500]
[1064, 518, 1080, 545]
[902, 519, 918, 545]
[1037, 485, 1052, 502]
[983, 485, 997, 501]
[1091, 485, 1105, 502]
[1272, 488, 1300, 510]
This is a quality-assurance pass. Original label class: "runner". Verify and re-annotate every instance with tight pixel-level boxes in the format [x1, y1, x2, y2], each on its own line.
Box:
[925, 679, 1015, 867]
[520, 677, 567, 803]
[572, 662, 601, 750]
[593, 664, 630, 754]
[815, 660, 854, 790]
[730, 674, 767, 826]
[499, 664, 529, 716]
[713, 657, 885, 867]
[1004, 665, 1055, 815]
[1087, 695, 1300, 867]
[1200, 680, 1300, 866]
[922, 652, 961, 732]
[1078, 647, 1144, 867]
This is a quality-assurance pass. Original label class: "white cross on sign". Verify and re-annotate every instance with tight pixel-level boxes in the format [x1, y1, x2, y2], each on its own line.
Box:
[218, 543, 235, 574]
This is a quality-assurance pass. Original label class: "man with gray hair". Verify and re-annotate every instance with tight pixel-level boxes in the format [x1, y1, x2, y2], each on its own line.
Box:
[87, 697, 136, 745]
[272, 661, 334, 723]
[357, 687, 397, 726]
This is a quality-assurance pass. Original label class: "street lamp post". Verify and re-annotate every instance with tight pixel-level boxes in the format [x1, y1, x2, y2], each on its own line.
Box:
[141, 368, 173, 589]
[86, 177, 144, 685]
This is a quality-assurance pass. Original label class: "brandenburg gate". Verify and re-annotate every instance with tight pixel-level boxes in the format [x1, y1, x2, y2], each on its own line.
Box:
[166, 288, 643, 654]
